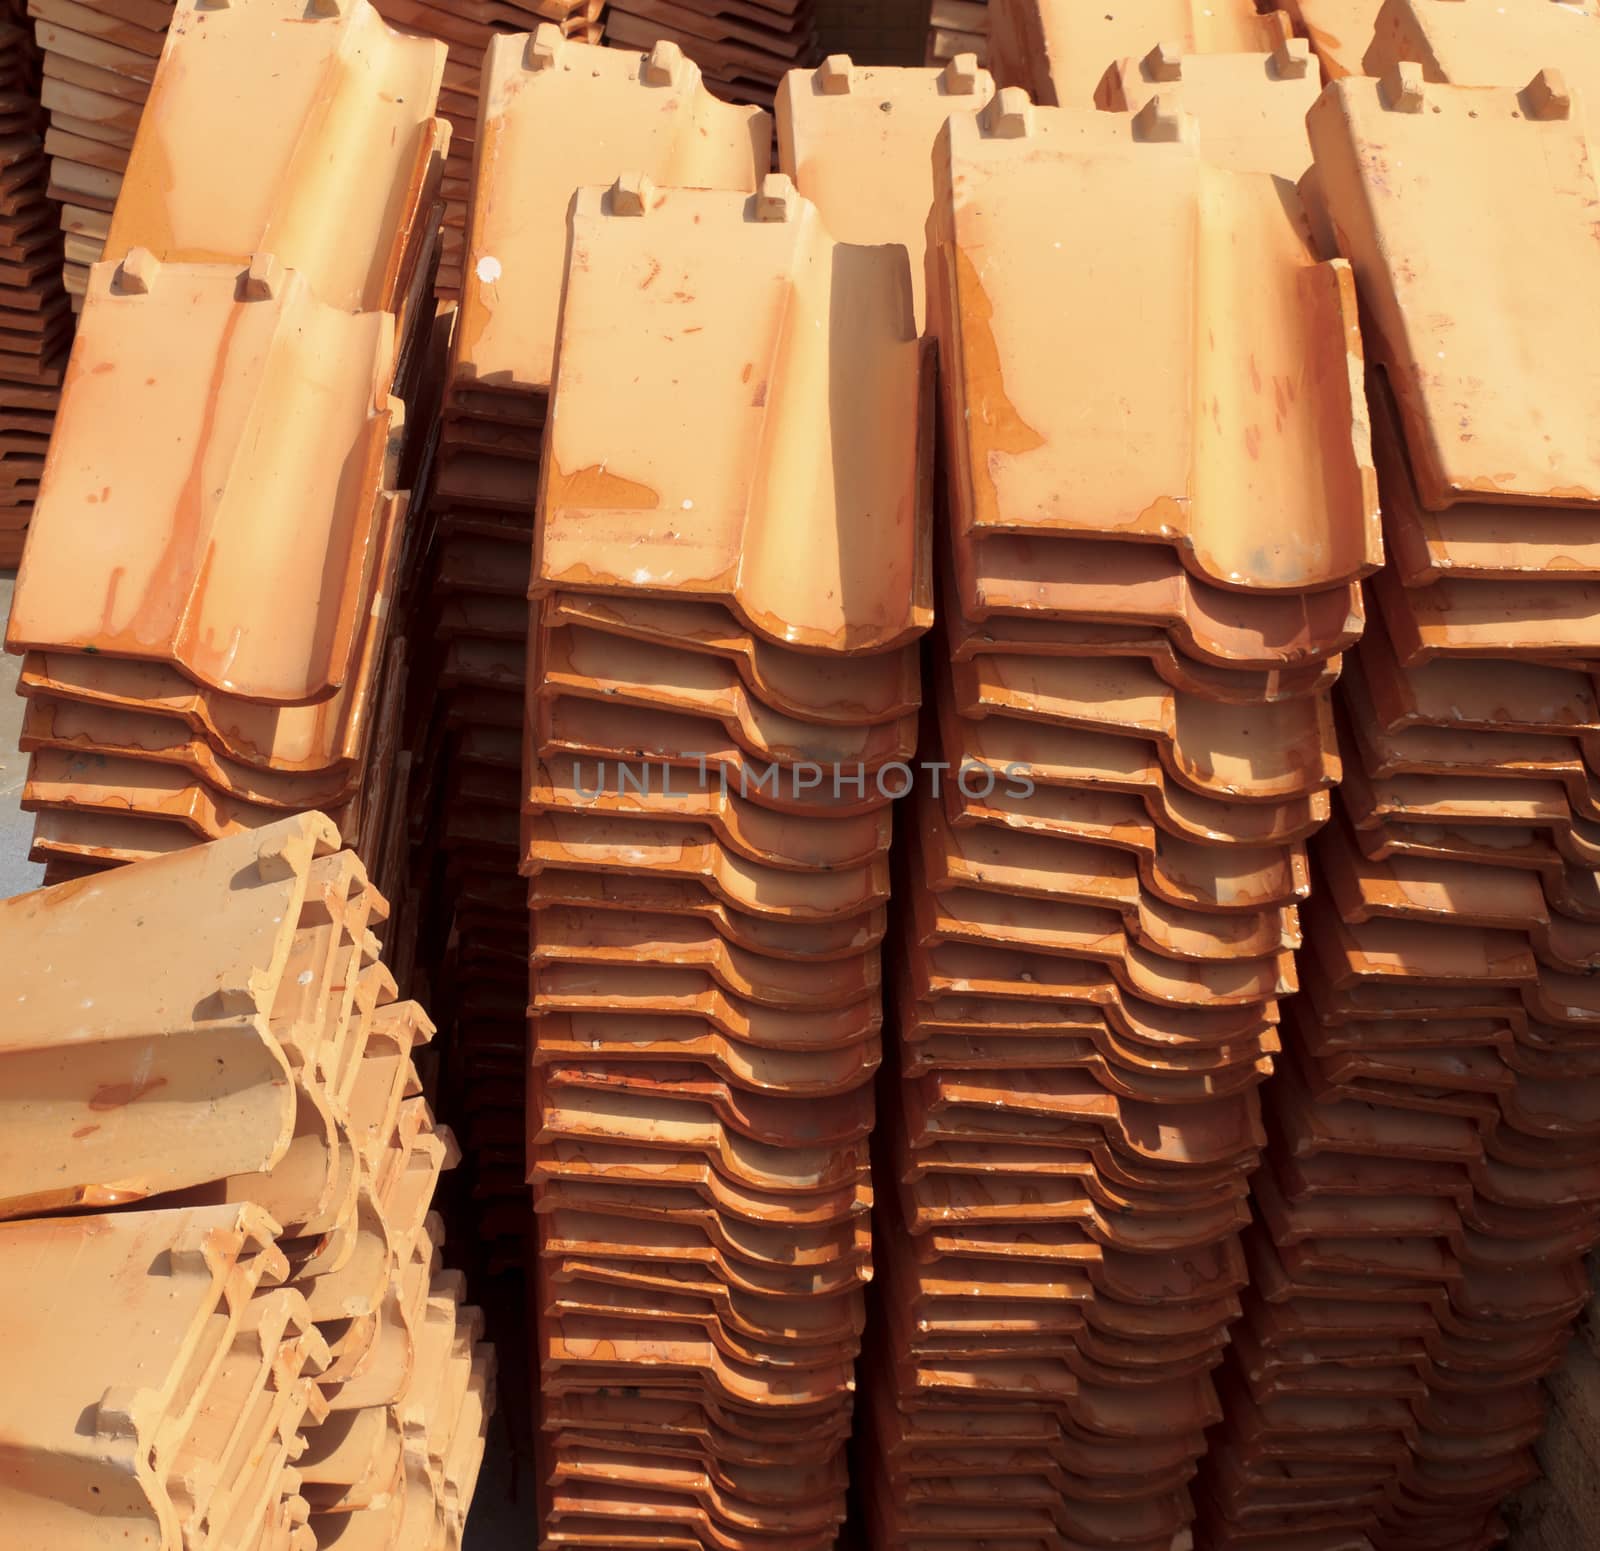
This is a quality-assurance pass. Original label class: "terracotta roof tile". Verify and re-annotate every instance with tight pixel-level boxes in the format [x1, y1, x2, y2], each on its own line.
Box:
[1094, 40, 1319, 179]
[458, 28, 768, 405]
[776, 54, 994, 329]
[930, 101, 1378, 597]
[9, 257, 398, 702]
[1309, 70, 1600, 508]
[106, 0, 448, 313]
[536, 179, 929, 653]
[987, 0, 1291, 107]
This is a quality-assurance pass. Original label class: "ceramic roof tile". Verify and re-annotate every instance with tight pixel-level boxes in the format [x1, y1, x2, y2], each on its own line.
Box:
[776, 54, 994, 330]
[1094, 41, 1320, 180]
[8, 256, 398, 703]
[958, 534, 1366, 666]
[987, 0, 1291, 107]
[929, 100, 1378, 596]
[455, 28, 768, 404]
[544, 592, 923, 723]
[1364, 0, 1600, 94]
[1308, 70, 1600, 509]
[1271, 0, 1385, 77]
[951, 652, 1340, 803]
[0, 1203, 325, 1544]
[104, 0, 447, 313]
[15, 491, 407, 774]
[536, 178, 930, 653]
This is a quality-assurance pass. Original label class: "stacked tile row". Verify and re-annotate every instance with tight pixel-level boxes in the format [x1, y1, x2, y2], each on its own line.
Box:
[403, 25, 770, 1285]
[1199, 44, 1600, 1551]
[521, 165, 930, 1544]
[604, 0, 816, 106]
[827, 71, 1378, 1545]
[24, 0, 599, 304]
[0, 6, 67, 566]
[2, 0, 444, 945]
[0, 814, 494, 1551]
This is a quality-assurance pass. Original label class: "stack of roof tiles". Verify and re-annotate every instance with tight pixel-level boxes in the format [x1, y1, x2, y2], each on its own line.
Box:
[603, 0, 816, 106]
[2, 0, 446, 929]
[405, 23, 769, 1288]
[924, 0, 987, 67]
[0, 814, 494, 1551]
[988, 0, 1296, 105]
[23, 0, 600, 304]
[0, 0, 68, 567]
[521, 158, 930, 1542]
[835, 67, 1377, 1547]
[1199, 15, 1600, 1548]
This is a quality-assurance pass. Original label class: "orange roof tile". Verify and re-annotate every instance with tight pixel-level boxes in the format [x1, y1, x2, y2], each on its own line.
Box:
[1309, 69, 1600, 508]
[988, 0, 1291, 107]
[1094, 41, 1319, 180]
[776, 54, 994, 330]
[106, 0, 447, 313]
[535, 177, 931, 652]
[8, 255, 398, 703]
[456, 28, 768, 403]
[929, 98, 1377, 595]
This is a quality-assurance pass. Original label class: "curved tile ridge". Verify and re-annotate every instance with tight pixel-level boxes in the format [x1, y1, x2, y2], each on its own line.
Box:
[455, 26, 770, 402]
[105, 0, 447, 315]
[1308, 67, 1600, 509]
[927, 95, 1379, 596]
[534, 174, 931, 655]
[8, 254, 399, 705]
[776, 53, 996, 332]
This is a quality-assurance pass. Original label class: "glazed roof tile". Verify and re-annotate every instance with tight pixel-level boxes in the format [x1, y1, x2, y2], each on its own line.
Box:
[960, 534, 1365, 666]
[106, 0, 447, 313]
[1273, 0, 1386, 78]
[1094, 41, 1319, 179]
[951, 651, 1340, 803]
[776, 54, 994, 329]
[988, 0, 1290, 107]
[1308, 69, 1600, 509]
[929, 100, 1377, 595]
[1371, 377, 1600, 584]
[456, 28, 768, 402]
[8, 256, 399, 704]
[14, 489, 407, 774]
[543, 593, 923, 724]
[535, 178, 931, 654]
[1364, 0, 1600, 95]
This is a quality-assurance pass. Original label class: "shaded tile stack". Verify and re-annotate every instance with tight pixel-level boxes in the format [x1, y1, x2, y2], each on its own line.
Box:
[0, 814, 494, 1551]
[0, 8, 68, 566]
[2, 0, 446, 939]
[1197, 63, 1600, 1551]
[24, 0, 601, 304]
[523, 171, 930, 1547]
[924, 0, 987, 67]
[858, 85, 1378, 1550]
[604, 0, 817, 106]
[987, 0, 1292, 105]
[404, 24, 768, 1288]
